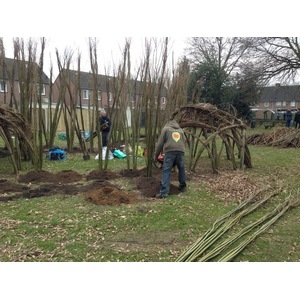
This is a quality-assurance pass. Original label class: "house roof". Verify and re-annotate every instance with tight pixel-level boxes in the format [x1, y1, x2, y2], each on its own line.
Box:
[60, 69, 167, 97]
[0, 57, 50, 84]
[66, 69, 110, 91]
[261, 85, 300, 102]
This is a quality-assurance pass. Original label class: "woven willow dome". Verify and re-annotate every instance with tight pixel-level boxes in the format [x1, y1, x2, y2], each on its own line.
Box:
[171, 103, 252, 173]
[0, 105, 34, 173]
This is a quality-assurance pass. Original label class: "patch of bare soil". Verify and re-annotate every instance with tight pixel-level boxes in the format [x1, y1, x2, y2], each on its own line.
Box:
[0, 179, 29, 193]
[55, 170, 83, 183]
[84, 186, 135, 206]
[119, 166, 181, 198]
[86, 169, 119, 181]
[134, 175, 180, 198]
[119, 168, 148, 177]
[18, 170, 84, 184]
[0, 166, 260, 205]
[134, 176, 162, 198]
[18, 170, 55, 183]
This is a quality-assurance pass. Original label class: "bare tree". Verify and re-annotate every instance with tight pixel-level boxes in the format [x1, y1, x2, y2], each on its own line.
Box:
[89, 38, 101, 164]
[12, 38, 47, 171]
[251, 37, 300, 83]
[36, 37, 46, 171]
[0, 38, 51, 171]
[55, 49, 75, 151]
[186, 37, 253, 76]
[107, 41, 130, 169]
[164, 56, 190, 114]
[140, 38, 169, 177]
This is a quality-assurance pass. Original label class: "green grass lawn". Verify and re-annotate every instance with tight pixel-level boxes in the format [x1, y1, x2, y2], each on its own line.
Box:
[0, 128, 300, 262]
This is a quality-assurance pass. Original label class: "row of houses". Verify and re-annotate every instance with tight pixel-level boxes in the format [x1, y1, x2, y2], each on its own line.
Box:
[1, 57, 300, 124]
[252, 84, 300, 120]
[0, 57, 51, 106]
[0, 57, 168, 131]
[0, 58, 166, 109]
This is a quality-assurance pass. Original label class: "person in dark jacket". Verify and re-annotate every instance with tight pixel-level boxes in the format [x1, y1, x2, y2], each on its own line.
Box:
[99, 110, 111, 147]
[285, 108, 293, 127]
[294, 108, 300, 129]
[154, 119, 187, 198]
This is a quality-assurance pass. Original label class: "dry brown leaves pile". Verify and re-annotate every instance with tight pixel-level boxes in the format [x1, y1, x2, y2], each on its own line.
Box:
[203, 171, 261, 202]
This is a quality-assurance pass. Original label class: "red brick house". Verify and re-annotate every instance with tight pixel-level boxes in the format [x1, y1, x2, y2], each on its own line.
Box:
[52, 69, 167, 110]
[252, 84, 300, 120]
[52, 69, 167, 129]
[0, 57, 50, 107]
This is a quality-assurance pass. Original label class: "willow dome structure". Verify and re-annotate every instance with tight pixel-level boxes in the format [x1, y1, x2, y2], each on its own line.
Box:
[171, 103, 252, 173]
[0, 105, 34, 173]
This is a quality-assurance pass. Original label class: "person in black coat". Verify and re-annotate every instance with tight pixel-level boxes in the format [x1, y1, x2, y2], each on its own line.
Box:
[285, 108, 293, 127]
[294, 108, 300, 129]
[99, 110, 111, 147]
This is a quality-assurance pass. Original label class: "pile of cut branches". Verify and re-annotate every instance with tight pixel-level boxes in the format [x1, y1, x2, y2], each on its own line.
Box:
[176, 186, 300, 262]
[0, 105, 34, 173]
[247, 127, 300, 148]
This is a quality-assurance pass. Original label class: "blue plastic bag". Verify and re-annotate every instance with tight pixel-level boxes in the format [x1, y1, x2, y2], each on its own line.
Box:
[48, 147, 67, 160]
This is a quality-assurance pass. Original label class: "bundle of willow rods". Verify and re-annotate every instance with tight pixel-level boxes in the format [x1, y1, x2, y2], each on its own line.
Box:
[175, 185, 300, 262]
[247, 127, 300, 148]
[218, 192, 300, 262]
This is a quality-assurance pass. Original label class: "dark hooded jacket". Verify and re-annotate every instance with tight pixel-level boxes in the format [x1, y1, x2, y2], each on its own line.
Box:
[99, 115, 111, 133]
[294, 110, 300, 123]
[154, 120, 186, 158]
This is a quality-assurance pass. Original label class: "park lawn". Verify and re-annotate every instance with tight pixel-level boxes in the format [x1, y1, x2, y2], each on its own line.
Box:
[0, 132, 300, 262]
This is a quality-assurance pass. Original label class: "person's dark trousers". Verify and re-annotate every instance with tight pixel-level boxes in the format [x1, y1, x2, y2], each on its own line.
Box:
[159, 152, 186, 196]
[295, 122, 300, 129]
[102, 131, 109, 147]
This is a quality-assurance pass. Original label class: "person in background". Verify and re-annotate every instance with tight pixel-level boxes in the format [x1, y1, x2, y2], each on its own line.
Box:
[294, 108, 300, 129]
[99, 110, 111, 147]
[153, 119, 187, 199]
[285, 108, 293, 127]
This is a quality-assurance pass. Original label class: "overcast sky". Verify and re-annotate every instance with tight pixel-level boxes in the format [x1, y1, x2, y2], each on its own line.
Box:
[2, 0, 299, 79]
[2, 36, 188, 77]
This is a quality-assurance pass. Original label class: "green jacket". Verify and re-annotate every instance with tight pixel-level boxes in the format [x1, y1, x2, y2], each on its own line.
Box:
[154, 120, 186, 158]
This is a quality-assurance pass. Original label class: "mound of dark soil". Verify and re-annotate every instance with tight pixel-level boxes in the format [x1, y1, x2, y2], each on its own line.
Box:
[135, 176, 161, 197]
[119, 168, 147, 177]
[84, 186, 136, 206]
[54, 170, 83, 183]
[18, 170, 83, 184]
[86, 169, 119, 181]
[134, 176, 180, 198]
[18, 170, 55, 183]
[119, 166, 166, 178]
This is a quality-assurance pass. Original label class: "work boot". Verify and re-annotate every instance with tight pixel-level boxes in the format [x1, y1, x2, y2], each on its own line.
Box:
[179, 186, 187, 192]
[156, 193, 168, 199]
